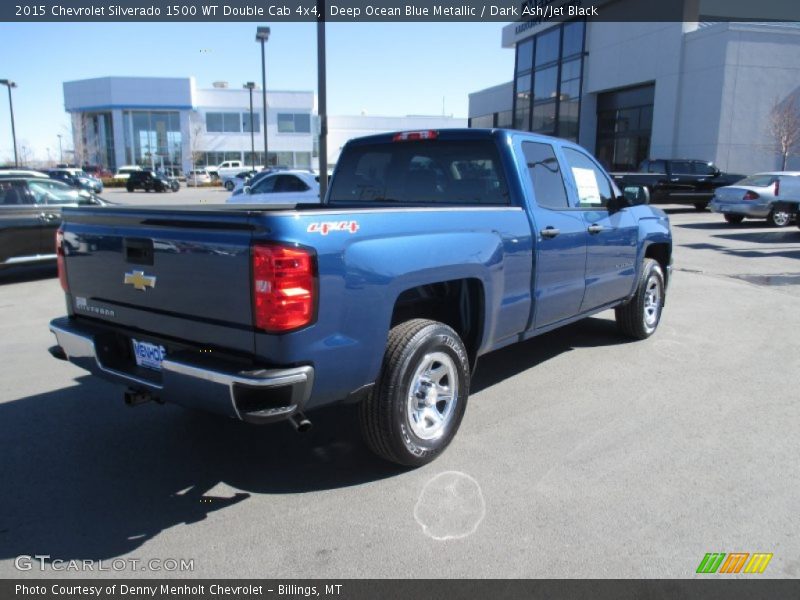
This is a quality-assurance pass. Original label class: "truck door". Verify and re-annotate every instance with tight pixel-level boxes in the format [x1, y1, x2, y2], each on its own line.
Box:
[0, 180, 43, 264]
[561, 147, 638, 312]
[664, 160, 702, 202]
[521, 141, 588, 329]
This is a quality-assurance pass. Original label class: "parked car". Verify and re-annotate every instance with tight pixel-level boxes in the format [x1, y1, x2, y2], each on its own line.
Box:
[113, 165, 143, 181]
[49, 129, 671, 466]
[81, 165, 113, 179]
[226, 170, 320, 204]
[773, 174, 800, 230]
[222, 169, 259, 191]
[228, 167, 289, 195]
[0, 177, 108, 269]
[611, 159, 745, 211]
[0, 168, 49, 178]
[126, 170, 178, 193]
[708, 172, 800, 227]
[47, 169, 104, 194]
[186, 168, 213, 186]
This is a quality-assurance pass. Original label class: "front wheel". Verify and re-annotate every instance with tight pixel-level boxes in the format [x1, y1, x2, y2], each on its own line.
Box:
[724, 214, 744, 224]
[615, 258, 665, 340]
[767, 208, 791, 227]
[359, 319, 470, 467]
[224, 180, 235, 191]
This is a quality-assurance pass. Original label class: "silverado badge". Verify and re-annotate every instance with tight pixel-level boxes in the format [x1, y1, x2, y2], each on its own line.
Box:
[124, 270, 157, 291]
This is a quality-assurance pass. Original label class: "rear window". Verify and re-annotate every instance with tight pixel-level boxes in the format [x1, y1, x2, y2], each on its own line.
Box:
[328, 140, 509, 206]
[736, 174, 780, 187]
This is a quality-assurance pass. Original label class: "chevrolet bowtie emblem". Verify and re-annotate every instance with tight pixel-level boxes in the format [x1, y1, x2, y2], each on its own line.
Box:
[124, 270, 157, 291]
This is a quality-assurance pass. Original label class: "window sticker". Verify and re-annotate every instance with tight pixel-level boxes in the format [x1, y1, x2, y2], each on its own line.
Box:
[572, 167, 601, 206]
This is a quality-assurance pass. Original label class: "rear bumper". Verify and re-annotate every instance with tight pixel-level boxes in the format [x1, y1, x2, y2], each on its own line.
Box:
[49, 317, 314, 425]
[708, 199, 771, 218]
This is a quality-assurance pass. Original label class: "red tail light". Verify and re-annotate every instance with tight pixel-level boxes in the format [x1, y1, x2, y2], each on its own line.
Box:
[393, 130, 438, 142]
[56, 229, 68, 292]
[743, 191, 760, 201]
[252, 243, 316, 332]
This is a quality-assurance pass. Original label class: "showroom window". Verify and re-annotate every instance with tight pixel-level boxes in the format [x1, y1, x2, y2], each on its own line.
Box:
[513, 19, 586, 141]
[242, 113, 260, 133]
[206, 112, 241, 133]
[278, 113, 312, 133]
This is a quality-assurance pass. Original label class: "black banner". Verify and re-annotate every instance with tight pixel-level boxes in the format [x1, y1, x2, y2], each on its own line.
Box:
[4, 579, 800, 600]
[2, 0, 799, 22]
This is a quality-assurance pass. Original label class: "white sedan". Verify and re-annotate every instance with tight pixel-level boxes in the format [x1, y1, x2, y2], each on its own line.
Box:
[225, 170, 320, 204]
[708, 172, 800, 227]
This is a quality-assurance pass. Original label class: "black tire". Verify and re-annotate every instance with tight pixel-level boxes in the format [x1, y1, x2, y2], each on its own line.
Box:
[724, 214, 744, 224]
[767, 207, 791, 228]
[126, 185, 134, 192]
[694, 201, 708, 211]
[225, 180, 235, 191]
[615, 258, 665, 340]
[359, 319, 470, 467]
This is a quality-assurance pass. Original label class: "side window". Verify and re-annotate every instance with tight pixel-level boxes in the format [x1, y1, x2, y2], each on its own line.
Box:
[692, 161, 716, 175]
[0, 181, 33, 205]
[562, 147, 614, 208]
[648, 160, 666, 174]
[252, 176, 277, 194]
[671, 161, 692, 175]
[276, 175, 309, 192]
[522, 141, 569, 210]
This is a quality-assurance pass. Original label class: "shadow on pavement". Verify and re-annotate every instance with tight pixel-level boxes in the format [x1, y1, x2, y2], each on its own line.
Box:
[0, 264, 57, 285]
[0, 315, 628, 563]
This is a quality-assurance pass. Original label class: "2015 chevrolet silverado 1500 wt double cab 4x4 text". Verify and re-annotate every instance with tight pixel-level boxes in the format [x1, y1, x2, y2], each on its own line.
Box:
[48, 129, 672, 466]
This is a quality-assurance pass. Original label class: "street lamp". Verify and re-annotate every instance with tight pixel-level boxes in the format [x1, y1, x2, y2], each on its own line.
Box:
[244, 82, 257, 172]
[57, 134, 63, 164]
[0, 79, 19, 167]
[255, 26, 270, 168]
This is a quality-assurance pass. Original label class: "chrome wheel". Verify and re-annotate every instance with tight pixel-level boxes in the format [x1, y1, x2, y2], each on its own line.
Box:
[643, 275, 662, 329]
[770, 210, 790, 227]
[407, 352, 458, 441]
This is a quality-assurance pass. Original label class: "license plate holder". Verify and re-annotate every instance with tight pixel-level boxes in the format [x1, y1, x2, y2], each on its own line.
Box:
[132, 338, 166, 371]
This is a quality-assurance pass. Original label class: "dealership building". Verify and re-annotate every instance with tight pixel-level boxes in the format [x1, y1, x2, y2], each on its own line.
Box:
[469, 5, 800, 174]
[63, 76, 464, 174]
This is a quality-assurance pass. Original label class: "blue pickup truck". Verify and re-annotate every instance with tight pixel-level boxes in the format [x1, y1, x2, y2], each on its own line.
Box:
[49, 129, 672, 466]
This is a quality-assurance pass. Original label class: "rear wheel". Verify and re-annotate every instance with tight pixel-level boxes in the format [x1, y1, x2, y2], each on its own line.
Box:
[126, 185, 134, 192]
[359, 319, 470, 467]
[724, 214, 744, 225]
[225, 180, 235, 191]
[615, 258, 665, 340]
[767, 208, 791, 227]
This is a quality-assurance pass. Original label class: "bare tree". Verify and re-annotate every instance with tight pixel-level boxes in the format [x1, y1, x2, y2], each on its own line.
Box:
[188, 115, 206, 174]
[17, 140, 33, 166]
[767, 95, 800, 170]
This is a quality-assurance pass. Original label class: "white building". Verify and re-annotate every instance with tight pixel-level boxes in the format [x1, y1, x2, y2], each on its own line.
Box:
[469, 2, 800, 174]
[63, 76, 465, 175]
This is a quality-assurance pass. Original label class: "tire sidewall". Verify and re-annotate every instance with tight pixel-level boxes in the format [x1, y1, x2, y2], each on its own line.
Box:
[768, 209, 790, 227]
[641, 261, 665, 336]
[391, 326, 469, 463]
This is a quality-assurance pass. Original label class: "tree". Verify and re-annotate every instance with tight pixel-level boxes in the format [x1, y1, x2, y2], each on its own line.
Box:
[188, 114, 205, 173]
[767, 95, 800, 170]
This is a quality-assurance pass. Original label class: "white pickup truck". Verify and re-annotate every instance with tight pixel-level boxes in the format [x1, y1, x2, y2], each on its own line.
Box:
[208, 160, 263, 180]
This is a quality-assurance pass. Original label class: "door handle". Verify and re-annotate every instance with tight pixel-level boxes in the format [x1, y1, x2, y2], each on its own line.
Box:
[587, 224, 604, 234]
[39, 212, 59, 221]
[540, 227, 560, 239]
[670, 178, 679, 182]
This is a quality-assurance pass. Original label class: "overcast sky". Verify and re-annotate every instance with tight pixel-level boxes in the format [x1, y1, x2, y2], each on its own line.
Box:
[0, 22, 512, 162]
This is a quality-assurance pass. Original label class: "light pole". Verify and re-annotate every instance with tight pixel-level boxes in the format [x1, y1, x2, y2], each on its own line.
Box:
[255, 27, 270, 168]
[244, 82, 256, 172]
[0, 79, 19, 167]
[57, 134, 63, 164]
[317, 0, 328, 199]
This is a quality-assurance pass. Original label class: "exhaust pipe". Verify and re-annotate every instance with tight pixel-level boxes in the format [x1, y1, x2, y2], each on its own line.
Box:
[124, 389, 154, 407]
[289, 412, 313, 433]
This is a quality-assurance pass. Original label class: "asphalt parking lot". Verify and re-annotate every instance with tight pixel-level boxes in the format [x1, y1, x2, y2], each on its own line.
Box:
[0, 198, 798, 579]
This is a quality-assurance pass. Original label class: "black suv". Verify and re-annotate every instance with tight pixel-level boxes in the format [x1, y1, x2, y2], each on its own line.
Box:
[126, 170, 178, 193]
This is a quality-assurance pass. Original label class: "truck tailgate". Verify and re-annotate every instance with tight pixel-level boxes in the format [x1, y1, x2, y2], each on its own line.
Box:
[60, 206, 257, 354]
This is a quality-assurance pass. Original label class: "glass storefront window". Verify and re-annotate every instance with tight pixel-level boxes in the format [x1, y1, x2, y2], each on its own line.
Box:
[562, 21, 585, 58]
[532, 102, 556, 133]
[277, 113, 312, 134]
[535, 28, 560, 67]
[514, 74, 531, 130]
[534, 66, 558, 102]
[295, 152, 312, 169]
[242, 113, 260, 133]
[516, 38, 534, 74]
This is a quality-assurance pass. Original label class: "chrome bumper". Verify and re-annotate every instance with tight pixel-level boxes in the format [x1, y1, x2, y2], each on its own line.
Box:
[49, 318, 314, 424]
[708, 200, 771, 218]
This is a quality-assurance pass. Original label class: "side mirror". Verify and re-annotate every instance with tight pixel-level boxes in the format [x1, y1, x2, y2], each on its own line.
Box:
[243, 186, 252, 195]
[622, 184, 650, 207]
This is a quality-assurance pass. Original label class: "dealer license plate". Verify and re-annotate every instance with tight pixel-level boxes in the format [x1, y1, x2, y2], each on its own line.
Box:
[132, 339, 166, 371]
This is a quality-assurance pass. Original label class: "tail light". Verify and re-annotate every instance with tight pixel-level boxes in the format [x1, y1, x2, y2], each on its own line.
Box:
[774, 179, 781, 197]
[393, 130, 438, 142]
[743, 191, 760, 201]
[252, 243, 316, 333]
[56, 229, 68, 292]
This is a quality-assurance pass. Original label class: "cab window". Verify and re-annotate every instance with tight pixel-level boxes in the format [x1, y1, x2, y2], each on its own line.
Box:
[522, 141, 569, 210]
[562, 147, 614, 208]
